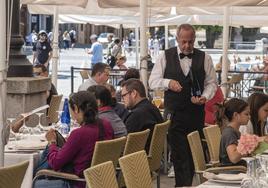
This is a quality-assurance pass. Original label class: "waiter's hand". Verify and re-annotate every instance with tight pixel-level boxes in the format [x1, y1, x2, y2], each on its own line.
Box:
[168, 80, 182, 93]
[191, 96, 207, 105]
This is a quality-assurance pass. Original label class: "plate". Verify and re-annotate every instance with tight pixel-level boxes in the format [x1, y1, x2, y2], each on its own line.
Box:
[208, 179, 241, 184]
[15, 141, 47, 150]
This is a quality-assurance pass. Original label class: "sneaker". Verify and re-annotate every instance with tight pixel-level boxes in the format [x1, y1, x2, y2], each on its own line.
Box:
[168, 166, 175, 178]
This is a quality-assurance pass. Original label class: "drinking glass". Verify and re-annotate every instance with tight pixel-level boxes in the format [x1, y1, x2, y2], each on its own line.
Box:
[53, 110, 63, 130]
[35, 112, 44, 131]
[19, 114, 30, 135]
[152, 88, 164, 108]
[241, 157, 258, 188]
[7, 117, 16, 137]
[256, 155, 268, 187]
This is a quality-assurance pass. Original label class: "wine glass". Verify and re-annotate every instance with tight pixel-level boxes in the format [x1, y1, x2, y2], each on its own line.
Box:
[19, 114, 30, 136]
[53, 110, 63, 130]
[35, 112, 44, 131]
[152, 88, 164, 109]
[255, 155, 268, 187]
[7, 117, 16, 138]
[241, 157, 258, 188]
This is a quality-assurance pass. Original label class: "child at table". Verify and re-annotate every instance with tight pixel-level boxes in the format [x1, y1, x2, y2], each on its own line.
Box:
[216, 98, 249, 166]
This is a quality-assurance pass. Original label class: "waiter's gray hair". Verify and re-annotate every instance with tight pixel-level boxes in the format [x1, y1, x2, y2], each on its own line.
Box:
[176, 24, 196, 38]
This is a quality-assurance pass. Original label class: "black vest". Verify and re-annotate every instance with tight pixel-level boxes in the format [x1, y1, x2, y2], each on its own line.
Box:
[164, 47, 205, 111]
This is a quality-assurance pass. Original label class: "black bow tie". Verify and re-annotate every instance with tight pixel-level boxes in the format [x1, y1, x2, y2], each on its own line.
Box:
[179, 53, 193, 59]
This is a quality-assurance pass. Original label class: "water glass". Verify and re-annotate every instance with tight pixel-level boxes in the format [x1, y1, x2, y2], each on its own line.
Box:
[241, 157, 257, 188]
[35, 112, 44, 132]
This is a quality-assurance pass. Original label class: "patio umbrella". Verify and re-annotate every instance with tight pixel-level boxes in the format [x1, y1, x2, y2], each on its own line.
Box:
[97, 0, 268, 96]
[97, 0, 268, 8]
[0, 0, 6, 166]
[21, 0, 88, 7]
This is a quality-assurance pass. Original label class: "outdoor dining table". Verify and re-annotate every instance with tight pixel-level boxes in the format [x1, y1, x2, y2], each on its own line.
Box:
[4, 134, 46, 188]
[4, 152, 40, 188]
[196, 181, 240, 188]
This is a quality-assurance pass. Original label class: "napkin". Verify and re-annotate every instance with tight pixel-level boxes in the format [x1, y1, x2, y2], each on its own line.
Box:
[16, 140, 48, 150]
[203, 172, 247, 181]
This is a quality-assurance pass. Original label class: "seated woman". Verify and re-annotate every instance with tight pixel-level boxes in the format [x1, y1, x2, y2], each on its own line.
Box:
[104, 83, 129, 121]
[216, 98, 249, 166]
[239, 92, 268, 137]
[88, 85, 127, 138]
[35, 91, 114, 188]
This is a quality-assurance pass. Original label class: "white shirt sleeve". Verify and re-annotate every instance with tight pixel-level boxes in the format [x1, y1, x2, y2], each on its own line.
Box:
[148, 51, 171, 90]
[202, 53, 218, 100]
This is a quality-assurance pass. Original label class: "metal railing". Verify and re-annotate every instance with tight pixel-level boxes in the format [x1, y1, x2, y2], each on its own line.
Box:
[71, 66, 268, 98]
[70, 66, 130, 93]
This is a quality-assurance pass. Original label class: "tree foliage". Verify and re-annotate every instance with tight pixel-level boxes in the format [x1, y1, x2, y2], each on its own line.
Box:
[193, 25, 223, 48]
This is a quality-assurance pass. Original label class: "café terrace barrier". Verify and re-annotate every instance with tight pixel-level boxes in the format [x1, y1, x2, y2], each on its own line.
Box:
[71, 66, 129, 93]
[70, 66, 268, 98]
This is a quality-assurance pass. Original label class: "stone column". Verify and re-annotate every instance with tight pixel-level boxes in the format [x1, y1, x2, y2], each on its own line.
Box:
[6, 77, 50, 126]
[7, 0, 33, 77]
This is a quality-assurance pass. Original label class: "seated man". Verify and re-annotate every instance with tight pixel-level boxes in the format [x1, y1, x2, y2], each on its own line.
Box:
[121, 78, 163, 152]
[78, 63, 110, 91]
[33, 64, 57, 105]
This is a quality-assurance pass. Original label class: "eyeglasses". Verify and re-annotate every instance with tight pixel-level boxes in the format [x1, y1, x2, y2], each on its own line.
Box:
[33, 72, 42, 76]
[121, 91, 131, 99]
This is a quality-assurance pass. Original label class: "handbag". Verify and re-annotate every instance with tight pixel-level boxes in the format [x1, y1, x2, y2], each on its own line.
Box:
[107, 46, 121, 69]
[107, 55, 116, 69]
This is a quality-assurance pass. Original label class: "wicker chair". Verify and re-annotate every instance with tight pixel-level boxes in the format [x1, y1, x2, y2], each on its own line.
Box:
[123, 129, 150, 155]
[148, 120, 170, 188]
[203, 125, 221, 164]
[46, 94, 63, 124]
[187, 131, 246, 184]
[0, 160, 29, 188]
[84, 161, 118, 188]
[91, 136, 126, 167]
[80, 70, 90, 82]
[118, 129, 150, 187]
[32, 137, 126, 187]
[226, 73, 243, 98]
[119, 151, 153, 188]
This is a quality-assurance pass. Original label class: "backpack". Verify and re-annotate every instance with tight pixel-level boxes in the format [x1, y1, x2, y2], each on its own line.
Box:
[69, 31, 74, 40]
[107, 55, 116, 69]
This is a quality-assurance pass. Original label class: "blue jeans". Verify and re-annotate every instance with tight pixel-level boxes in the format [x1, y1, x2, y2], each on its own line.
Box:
[33, 179, 72, 188]
[34, 146, 51, 175]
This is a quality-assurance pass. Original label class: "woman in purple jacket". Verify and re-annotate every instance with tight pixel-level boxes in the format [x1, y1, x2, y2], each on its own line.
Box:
[34, 91, 114, 188]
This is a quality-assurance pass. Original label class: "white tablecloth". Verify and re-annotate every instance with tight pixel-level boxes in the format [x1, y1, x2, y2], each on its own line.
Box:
[4, 152, 40, 188]
[196, 181, 240, 188]
[5, 135, 45, 188]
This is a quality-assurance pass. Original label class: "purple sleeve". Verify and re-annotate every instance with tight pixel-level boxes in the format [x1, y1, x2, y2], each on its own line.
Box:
[47, 130, 81, 170]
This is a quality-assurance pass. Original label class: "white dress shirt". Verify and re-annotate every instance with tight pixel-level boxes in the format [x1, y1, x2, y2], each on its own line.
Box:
[149, 46, 217, 101]
[78, 76, 97, 91]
